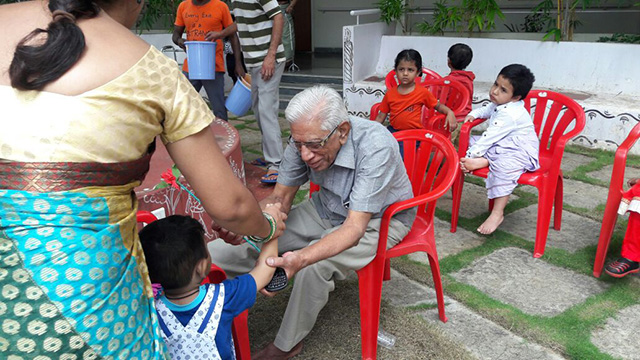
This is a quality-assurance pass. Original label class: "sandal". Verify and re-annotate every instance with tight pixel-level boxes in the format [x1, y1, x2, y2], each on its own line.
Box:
[260, 172, 278, 184]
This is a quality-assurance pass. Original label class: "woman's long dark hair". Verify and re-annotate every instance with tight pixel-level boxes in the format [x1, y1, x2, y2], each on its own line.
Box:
[9, 0, 101, 90]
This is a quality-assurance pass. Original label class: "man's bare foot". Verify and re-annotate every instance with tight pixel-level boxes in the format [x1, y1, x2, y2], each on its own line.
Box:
[252, 341, 303, 360]
[460, 157, 489, 172]
[477, 212, 504, 235]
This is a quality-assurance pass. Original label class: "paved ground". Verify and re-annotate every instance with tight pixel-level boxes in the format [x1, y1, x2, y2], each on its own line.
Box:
[230, 114, 640, 360]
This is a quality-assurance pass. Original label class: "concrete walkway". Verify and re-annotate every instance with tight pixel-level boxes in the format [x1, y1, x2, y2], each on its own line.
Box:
[231, 114, 640, 360]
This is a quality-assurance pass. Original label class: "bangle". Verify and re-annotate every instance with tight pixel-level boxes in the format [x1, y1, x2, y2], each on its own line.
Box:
[247, 212, 277, 243]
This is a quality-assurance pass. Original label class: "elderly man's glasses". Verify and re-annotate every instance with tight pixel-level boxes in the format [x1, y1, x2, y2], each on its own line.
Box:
[288, 125, 339, 151]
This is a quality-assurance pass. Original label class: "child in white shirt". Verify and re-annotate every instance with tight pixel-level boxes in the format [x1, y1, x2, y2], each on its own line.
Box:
[460, 64, 539, 235]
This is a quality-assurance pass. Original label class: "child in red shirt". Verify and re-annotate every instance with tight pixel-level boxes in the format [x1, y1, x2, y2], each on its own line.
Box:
[444, 43, 475, 116]
[375, 49, 456, 133]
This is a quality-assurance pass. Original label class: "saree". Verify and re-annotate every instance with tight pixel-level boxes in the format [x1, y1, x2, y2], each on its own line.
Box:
[0, 155, 168, 359]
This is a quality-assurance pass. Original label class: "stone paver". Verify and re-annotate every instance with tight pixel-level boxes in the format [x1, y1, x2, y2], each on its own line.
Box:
[382, 268, 440, 307]
[383, 270, 566, 359]
[437, 183, 519, 219]
[421, 303, 567, 360]
[239, 128, 263, 148]
[588, 165, 640, 184]
[592, 304, 640, 360]
[519, 178, 607, 210]
[409, 218, 484, 264]
[561, 152, 595, 172]
[451, 247, 609, 317]
[500, 205, 601, 253]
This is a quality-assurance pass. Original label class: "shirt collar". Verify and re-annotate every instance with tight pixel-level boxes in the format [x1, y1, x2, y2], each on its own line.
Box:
[330, 119, 356, 170]
[497, 100, 524, 110]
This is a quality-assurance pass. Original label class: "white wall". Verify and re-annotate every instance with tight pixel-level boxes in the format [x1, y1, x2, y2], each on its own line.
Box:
[376, 36, 640, 96]
[312, 0, 379, 49]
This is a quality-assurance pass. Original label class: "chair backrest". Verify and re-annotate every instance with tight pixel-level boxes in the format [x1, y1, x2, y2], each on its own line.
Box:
[421, 114, 451, 139]
[385, 68, 442, 89]
[421, 78, 470, 120]
[136, 211, 158, 225]
[394, 130, 459, 218]
[523, 90, 586, 161]
[369, 102, 381, 121]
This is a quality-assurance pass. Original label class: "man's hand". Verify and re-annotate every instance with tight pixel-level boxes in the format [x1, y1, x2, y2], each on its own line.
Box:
[235, 63, 246, 79]
[261, 53, 276, 80]
[464, 115, 475, 123]
[267, 251, 303, 280]
[205, 31, 224, 42]
[211, 223, 244, 245]
[176, 38, 186, 51]
[258, 251, 302, 297]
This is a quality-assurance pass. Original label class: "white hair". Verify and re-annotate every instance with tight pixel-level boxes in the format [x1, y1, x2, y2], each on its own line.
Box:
[284, 85, 348, 131]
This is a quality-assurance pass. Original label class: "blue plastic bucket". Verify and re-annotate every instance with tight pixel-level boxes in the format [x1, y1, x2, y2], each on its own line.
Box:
[225, 77, 252, 116]
[185, 41, 216, 80]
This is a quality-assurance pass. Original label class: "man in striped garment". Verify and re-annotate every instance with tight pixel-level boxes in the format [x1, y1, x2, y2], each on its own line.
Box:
[230, 0, 285, 184]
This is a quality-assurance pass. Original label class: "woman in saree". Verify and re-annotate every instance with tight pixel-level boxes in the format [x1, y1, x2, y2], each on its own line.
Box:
[0, 0, 286, 358]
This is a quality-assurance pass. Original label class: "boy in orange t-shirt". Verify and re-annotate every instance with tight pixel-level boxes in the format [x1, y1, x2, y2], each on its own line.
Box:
[173, 0, 236, 120]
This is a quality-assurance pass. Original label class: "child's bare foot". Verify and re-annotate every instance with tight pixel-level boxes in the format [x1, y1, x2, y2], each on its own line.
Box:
[460, 157, 489, 172]
[477, 212, 504, 235]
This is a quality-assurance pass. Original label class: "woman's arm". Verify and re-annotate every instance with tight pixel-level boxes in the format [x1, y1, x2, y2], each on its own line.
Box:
[166, 127, 284, 238]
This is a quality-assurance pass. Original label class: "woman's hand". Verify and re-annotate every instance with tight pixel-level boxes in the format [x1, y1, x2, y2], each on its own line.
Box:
[262, 202, 287, 240]
[464, 115, 475, 123]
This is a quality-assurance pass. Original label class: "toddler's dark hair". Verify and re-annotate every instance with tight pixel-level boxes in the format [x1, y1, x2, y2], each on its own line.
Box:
[499, 64, 536, 100]
[394, 49, 422, 72]
[447, 43, 473, 70]
[139, 215, 208, 290]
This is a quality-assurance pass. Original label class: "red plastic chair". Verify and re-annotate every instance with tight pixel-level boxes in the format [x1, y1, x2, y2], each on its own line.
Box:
[593, 122, 640, 277]
[310, 130, 458, 359]
[421, 78, 470, 122]
[136, 211, 252, 360]
[450, 90, 586, 258]
[385, 68, 442, 89]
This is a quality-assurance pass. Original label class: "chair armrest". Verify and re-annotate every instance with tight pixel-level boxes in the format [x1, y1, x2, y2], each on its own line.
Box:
[458, 118, 487, 158]
[370, 103, 382, 121]
[611, 122, 640, 192]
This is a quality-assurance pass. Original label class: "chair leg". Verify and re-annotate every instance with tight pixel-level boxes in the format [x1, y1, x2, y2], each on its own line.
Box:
[533, 185, 556, 258]
[232, 310, 251, 360]
[383, 259, 391, 281]
[357, 259, 385, 360]
[553, 176, 563, 231]
[488, 198, 495, 212]
[450, 173, 465, 233]
[427, 252, 448, 323]
[594, 192, 623, 277]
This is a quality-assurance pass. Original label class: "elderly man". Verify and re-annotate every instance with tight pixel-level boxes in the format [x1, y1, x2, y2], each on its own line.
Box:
[208, 85, 416, 359]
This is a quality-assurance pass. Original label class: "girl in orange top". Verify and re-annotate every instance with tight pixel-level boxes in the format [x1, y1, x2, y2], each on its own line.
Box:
[375, 49, 457, 133]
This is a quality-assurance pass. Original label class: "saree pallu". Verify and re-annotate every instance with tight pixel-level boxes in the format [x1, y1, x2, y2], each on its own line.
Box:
[0, 158, 168, 359]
